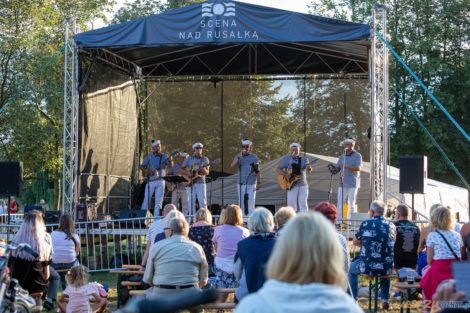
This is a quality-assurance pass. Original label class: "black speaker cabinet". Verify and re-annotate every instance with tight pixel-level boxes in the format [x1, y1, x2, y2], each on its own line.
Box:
[399, 156, 427, 194]
[0, 161, 23, 197]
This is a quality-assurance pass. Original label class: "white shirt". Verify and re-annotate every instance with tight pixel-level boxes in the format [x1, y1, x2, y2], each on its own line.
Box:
[145, 218, 165, 246]
[51, 231, 80, 264]
[427, 230, 463, 260]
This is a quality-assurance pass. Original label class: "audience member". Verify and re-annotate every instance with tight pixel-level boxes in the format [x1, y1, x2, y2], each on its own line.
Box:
[417, 204, 440, 275]
[420, 205, 463, 301]
[312, 201, 350, 272]
[274, 206, 295, 236]
[58, 265, 107, 313]
[10, 211, 52, 305]
[9, 196, 18, 214]
[140, 209, 184, 270]
[393, 204, 420, 269]
[235, 207, 276, 299]
[213, 204, 250, 289]
[460, 221, 470, 260]
[348, 201, 396, 309]
[143, 216, 208, 303]
[44, 214, 81, 310]
[188, 208, 215, 273]
[234, 211, 363, 313]
[140, 204, 177, 270]
[432, 279, 468, 313]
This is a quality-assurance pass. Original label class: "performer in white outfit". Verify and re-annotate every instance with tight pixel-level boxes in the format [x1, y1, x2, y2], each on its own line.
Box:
[141, 140, 173, 216]
[276, 143, 312, 211]
[336, 138, 362, 220]
[169, 152, 190, 215]
[230, 139, 260, 216]
[178, 143, 210, 216]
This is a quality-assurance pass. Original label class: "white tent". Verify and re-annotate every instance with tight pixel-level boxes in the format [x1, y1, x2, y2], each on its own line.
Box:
[207, 153, 469, 222]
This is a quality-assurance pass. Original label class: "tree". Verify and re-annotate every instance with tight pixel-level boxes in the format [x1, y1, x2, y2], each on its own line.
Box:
[0, 0, 112, 209]
[308, 0, 470, 187]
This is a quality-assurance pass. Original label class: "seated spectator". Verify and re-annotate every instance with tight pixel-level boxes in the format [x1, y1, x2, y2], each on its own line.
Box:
[461, 221, 470, 260]
[188, 208, 215, 273]
[10, 211, 52, 306]
[274, 206, 295, 236]
[140, 209, 184, 270]
[393, 204, 420, 269]
[417, 204, 441, 275]
[9, 196, 18, 214]
[45, 214, 81, 310]
[234, 211, 362, 313]
[348, 201, 396, 310]
[312, 202, 350, 272]
[143, 216, 208, 302]
[234, 207, 276, 300]
[58, 265, 107, 313]
[213, 204, 250, 289]
[420, 205, 463, 301]
[140, 204, 177, 271]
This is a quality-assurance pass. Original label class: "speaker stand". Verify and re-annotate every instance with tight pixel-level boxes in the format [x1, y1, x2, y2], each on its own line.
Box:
[7, 195, 11, 242]
[411, 193, 416, 220]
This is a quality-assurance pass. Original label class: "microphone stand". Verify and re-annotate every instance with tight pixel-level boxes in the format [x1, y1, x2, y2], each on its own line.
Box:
[328, 173, 334, 203]
[190, 160, 194, 216]
[244, 165, 255, 216]
[340, 149, 346, 222]
[238, 152, 243, 215]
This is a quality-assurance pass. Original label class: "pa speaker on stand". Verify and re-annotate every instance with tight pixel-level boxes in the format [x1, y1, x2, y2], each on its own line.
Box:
[399, 156, 427, 220]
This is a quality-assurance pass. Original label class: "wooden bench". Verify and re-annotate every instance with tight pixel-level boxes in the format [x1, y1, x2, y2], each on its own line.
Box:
[110, 268, 145, 308]
[360, 274, 395, 313]
[29, 292, 43, 312]
[55, 268, 70, 290]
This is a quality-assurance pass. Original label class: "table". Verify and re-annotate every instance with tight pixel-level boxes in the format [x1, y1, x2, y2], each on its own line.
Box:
[393, 282, 422, 313]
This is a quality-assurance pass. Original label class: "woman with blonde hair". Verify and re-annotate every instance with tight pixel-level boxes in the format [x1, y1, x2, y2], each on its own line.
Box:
[188, 208, 215, 272]
[212, 204, 249, 289]
[234, 211, 362, 313]
[10, 211, 52, 303]
[420, 205, 463, 301]
[274, 206, 295, 236]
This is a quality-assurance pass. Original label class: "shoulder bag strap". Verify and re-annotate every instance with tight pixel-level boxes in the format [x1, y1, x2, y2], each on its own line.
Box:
[435, 230, 460, 262]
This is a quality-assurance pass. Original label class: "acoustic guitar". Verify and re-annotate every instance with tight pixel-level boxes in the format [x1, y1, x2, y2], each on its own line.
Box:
[181, 158, 221, 186]
[143, 150, 179, 181]
[278, 158, 319, 190]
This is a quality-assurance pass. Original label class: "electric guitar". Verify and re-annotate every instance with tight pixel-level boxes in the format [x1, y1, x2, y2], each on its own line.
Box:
[143, 150, 179, 181]
[278, 158, 319, 190]
[181, 158, 221, 186]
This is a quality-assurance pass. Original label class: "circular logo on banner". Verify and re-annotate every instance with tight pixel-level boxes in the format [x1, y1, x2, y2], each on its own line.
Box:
[213, 3, 225, 15]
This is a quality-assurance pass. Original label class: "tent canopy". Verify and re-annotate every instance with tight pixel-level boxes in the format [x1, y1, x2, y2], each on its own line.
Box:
[74, 0, 371, 77]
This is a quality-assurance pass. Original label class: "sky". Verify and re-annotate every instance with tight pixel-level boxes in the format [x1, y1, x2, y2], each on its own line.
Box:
[94, 0, 313, 28]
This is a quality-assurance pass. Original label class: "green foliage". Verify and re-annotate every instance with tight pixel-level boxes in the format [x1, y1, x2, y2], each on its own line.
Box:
[309, 0, 470, 187]
[0, 0, 112, 209]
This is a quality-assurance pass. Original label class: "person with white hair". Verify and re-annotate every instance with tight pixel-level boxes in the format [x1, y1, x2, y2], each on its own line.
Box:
[230, 139, 260, 215]
[140, 140, 174, 216]
[348, 200, 396, 310]
[168, 152, 190, 215]
[234, 207, 276, 300]
[336, 138, 362, 220]
[234, 211, 363, 313]
[179, 142, 210, 215]
[276, 143, 312, 211]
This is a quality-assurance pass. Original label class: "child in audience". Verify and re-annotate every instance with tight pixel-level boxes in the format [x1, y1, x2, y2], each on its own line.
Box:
[58, 265, 107, 313]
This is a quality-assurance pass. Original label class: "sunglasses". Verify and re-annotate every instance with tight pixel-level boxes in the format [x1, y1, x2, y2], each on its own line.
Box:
[195, 147, 202, 149]
[242, 145, 250, 148]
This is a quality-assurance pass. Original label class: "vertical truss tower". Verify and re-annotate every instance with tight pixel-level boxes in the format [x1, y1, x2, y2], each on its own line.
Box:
[371, 5, 389, 203]
[62, 19, 79, 214]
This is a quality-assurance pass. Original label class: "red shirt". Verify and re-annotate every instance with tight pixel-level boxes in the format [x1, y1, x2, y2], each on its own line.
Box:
[9, 202, 18, 214]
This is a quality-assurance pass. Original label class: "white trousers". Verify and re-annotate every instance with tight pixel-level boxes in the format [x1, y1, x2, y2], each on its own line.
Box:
[237, 184, 256, 216]
[141, 180, 165, 216]
[337, 186, 358, 220]
[287, 185, 309, 212]
[171, 187, 189, 215]
[188, 183, 206, 216]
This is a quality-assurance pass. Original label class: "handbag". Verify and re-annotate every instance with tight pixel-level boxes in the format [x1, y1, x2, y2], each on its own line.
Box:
[435, 230, 461, 262]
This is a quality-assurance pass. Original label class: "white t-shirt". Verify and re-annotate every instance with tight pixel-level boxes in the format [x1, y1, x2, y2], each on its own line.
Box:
[427, 230, 463, 260]
[51, 230, 80, 264]
[145, 218, 165, 246]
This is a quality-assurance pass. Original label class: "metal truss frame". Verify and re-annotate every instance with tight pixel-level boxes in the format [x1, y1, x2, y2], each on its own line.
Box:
[62, 19, 79, 213]
[371, 5, 389, 203]
[63, 7, 389, 212]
